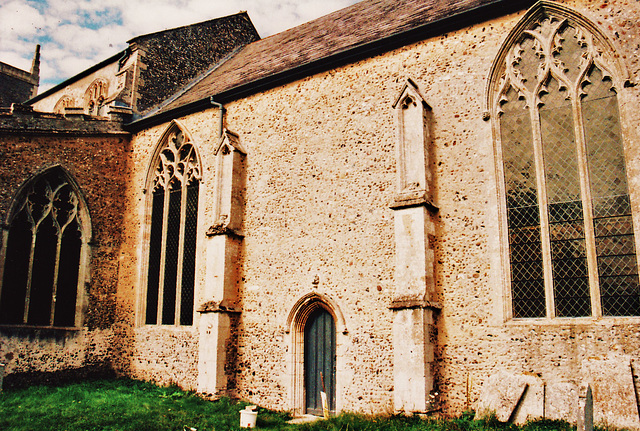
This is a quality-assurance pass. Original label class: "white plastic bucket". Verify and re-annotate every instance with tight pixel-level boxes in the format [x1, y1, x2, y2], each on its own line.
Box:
[240, 409, 258, 428]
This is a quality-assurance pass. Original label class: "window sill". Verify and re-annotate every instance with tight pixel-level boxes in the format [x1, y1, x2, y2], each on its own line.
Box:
[505, 316, 640, 327]
[137, 324, 196, 331]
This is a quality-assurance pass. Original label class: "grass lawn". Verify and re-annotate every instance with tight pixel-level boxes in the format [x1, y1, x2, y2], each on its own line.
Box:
[0, 378, 604, 431]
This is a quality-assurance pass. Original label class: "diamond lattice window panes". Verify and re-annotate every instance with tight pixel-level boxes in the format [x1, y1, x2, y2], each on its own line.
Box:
[145, 123, 201, 326]
[493, 9, 639, 318]
[0, 167, 87, 327]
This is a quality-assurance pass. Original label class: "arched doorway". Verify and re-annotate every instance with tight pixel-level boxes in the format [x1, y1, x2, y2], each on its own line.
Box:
[304, 306, 335, 415]
[286, 291, 346, 415]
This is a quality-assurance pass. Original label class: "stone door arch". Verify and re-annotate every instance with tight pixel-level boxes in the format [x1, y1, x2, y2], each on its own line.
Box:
[286, 291, 346, 415]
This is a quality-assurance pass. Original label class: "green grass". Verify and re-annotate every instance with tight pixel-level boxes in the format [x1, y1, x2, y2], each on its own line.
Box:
[295, 411, 580, 431]
[0, 378, 618, 431]
[0, 378, 292, 431]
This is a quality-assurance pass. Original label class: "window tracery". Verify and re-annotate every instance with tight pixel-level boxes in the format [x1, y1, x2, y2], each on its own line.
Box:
[492, 6, 639, 318]
[0, 167, 86, 327]
[84, 79, 109, 116]
[53, 96, 76, 114]
[145, 122, 201, 326]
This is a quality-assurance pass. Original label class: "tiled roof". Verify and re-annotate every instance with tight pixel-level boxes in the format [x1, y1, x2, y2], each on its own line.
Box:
[134, 0, 532, 127]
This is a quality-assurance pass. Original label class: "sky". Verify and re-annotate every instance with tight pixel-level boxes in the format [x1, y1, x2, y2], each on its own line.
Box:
[0, 0, 360, 92]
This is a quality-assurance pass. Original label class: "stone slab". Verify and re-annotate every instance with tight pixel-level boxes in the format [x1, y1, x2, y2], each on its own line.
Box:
[511, 374, 545, 424]
[582, 354, 640, 430]
[475, 371, 531, 422]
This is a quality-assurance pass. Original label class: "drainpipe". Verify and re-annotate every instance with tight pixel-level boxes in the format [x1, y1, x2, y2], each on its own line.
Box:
[210, 97, 225, 138]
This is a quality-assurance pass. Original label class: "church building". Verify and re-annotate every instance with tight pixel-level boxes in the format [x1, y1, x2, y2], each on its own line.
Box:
[0, 45, 40, 107]
[2, 0, 640, 428]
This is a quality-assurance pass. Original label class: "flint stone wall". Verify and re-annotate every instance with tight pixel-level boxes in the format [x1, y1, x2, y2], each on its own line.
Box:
[0, 116, 130, 380]
[115, 0, 640, 427]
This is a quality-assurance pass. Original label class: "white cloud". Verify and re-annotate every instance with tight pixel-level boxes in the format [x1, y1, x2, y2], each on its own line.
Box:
[0, 1, 46, 70]
[0, 1, 46, 38]
[42, 45, 101, 79]
[115, 0, 253, 36]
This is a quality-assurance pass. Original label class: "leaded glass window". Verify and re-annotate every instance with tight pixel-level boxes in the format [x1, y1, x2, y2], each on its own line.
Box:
[145, 124, 200, 326]
[0, 168, 84, 327]
[495, 13, 640, 318]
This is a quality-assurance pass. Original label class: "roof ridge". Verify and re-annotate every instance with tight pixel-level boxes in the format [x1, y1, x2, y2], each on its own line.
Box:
[127, 11, 253, 43]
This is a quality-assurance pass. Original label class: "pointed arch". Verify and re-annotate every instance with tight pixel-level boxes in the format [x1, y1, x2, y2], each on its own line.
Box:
[486, 0, 630, 116]
[286, 291, 346, 415]
[53, 95, 77, 114]
[488, 1, 640, 319]
[141, 120, 203, 326]
[84, 78, 109, 116]
[0, 165, 91, 327]
[286, 291, 347, 335]
[144, 120, 202, 192]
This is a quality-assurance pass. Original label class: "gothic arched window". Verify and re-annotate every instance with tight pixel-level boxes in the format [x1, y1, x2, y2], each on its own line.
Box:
[490, 4, 640, 318]
[0, 167, 88, 327]
[84, 79, 108, 116]
[144, 122, 201, 326]
[53, 95, 76, 114]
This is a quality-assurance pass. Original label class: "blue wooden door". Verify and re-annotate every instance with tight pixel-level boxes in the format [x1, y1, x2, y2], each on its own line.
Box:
[304, 307, 336, 415]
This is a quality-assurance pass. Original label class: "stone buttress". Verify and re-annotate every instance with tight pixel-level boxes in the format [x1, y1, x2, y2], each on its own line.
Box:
[197, 129, 245, 395]
[390, 79, 440, 413]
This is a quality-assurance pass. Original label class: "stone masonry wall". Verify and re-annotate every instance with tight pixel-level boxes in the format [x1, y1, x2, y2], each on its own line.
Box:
[391, 0, 640, 427]
[111, 118, 215, 390]
[223, 0, 640, 422]
[118, 83, 398, 410]
[0, 71, 35, 107]
[29, 61, 121, 114]
[222, 67, 399, 413]
[0, 126, 131, 380]
[116, 0, 640, 427]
